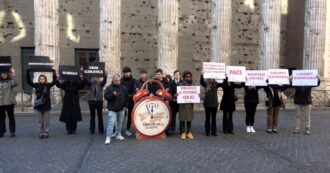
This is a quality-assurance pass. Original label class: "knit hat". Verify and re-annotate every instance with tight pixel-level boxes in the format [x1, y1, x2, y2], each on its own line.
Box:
[122, 66, 132, 73]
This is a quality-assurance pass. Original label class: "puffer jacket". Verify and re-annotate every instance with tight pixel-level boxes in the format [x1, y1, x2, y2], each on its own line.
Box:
[0, 76, 17, 106]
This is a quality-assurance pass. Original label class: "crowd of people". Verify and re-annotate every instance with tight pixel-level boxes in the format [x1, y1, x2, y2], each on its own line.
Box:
[0, 66, 320, 145]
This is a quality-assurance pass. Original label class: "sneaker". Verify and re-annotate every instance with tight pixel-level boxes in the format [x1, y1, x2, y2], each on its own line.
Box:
[187, 132, 194, 139]
[181, 132, 186, 140]
[305, 128, 311, 135]
[250, 127, 256, 133]
[43, 132, 49, 138]
[39, 132, 44, 139]
[125, 130, 132, 136]
[111, 133, 117, 138]
[105, 137, 111, 145]
[272, 129, 278, 133]
[116, 135, 125, 140]
[246, 126, 251, 133]
[292, 128, 299, 134]
[266, 129, 272, 133]
[9, 132, 15, 138]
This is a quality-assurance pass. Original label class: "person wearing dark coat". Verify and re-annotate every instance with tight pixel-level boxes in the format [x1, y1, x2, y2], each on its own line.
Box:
[104, 74, 128, 145]
[84, 75, 107, 135]
[243, 85, 263, 133]
[263, 84, 289, 133]
[121, 66, 136, 136]
[56, 78, 84, 135]
[27, 69, 56, 138]
[169, 70, 182, 134]
[291, 76, 320, 135]
[148, 68, 171, 96]
[134, 69, 148, 91]
[218, 78, 244, 134]
[200, 74, 221, 136]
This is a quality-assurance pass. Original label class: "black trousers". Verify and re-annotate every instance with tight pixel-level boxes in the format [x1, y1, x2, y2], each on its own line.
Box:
[204, 106, 218, 134]
[89, 103, 104, 133]
[0, 104, 15, 134]
[170, 102, 179, 130]
[223, 110, 233, 133]
[66, 121, 77, 133]
[126, 107, 133, 130]
[244, 103, 257, 126]
[179, 121, 191, 134]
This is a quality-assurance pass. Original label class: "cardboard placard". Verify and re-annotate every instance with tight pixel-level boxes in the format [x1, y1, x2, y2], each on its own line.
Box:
[246, 70, 268, 86]
[268, 69, 289, 85]
[226, 66, 246, 82]
[203, 62, 226, 79]
[177, 86, 200, 104]
[32, 72, 54, 84]
[83, 62, 105, 77]
[0, 56, 12, 72]
[59, 65, 81, 80]
[28, 56, 54, 70]
[292, 70, 318, 86]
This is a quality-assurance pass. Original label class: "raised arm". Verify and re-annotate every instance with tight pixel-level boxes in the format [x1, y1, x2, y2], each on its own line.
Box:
[101, 74, 107, 87]
[200, 74, 206, 88]
[26, 69, 36, 88]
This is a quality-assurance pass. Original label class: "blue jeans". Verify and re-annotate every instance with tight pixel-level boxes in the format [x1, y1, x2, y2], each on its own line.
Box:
[106, 110, 124, 137]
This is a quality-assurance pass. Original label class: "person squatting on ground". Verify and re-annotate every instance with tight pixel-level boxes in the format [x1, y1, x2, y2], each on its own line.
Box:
[26, 69, 57, 138]
[104, 74, 128, 145]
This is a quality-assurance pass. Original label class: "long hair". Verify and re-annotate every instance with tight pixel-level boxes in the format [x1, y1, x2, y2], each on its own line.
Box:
[38, 74, 48, 83]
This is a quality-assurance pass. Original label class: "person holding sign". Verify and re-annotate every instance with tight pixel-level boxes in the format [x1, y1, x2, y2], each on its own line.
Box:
[217, 78, 244, 134]
[26, 69, 57, 138]
[56, 72, 84, 135]
[290, 74, 321, 135]
[200, 74, 222, 136]
[178, 70, 195, 140]
[243, 85, 263, 133]
[84, 74, 107, 135]
[0, 67, 17, 138]
[263, 83, 289, 133]
[104, 74, 128, 144]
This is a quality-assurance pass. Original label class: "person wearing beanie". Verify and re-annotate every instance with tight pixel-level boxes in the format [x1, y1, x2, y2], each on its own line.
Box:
[121, 66, 136, 136]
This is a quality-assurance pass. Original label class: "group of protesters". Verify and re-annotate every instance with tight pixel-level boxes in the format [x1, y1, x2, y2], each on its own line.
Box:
[0, 66, 320, 145]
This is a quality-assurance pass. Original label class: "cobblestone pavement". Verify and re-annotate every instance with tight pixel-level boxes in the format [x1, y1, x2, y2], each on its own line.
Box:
[0, 109, 329, 173]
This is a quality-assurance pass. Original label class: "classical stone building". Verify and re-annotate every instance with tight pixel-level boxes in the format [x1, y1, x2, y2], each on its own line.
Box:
[0, 0, 329, 91]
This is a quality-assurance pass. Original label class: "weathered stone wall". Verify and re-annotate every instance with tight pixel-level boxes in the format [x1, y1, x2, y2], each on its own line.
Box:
[0, 0, 310, 90]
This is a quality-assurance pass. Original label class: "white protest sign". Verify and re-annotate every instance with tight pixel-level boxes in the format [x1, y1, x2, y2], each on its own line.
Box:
[267, 69, 289, 85]
[177, 86, 200, 104]
[203, 62, 226, 79]
[226, 66, 246, 82]
[246, 70, 268, 86]
[292, 70, 318, 86]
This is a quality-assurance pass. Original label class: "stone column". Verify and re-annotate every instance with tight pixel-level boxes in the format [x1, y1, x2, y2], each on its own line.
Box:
[303, 0, 327, 76]
[157, 0, 179, 75]
[210, 0, 232, 64]
[34, 0, 61, 103]
[99, 0, 121, 78]
[259, 0, 282, 70]
[34, 0, 60, 69]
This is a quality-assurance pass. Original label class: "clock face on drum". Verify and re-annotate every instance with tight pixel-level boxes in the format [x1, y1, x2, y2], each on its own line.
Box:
[133, 97, 171, 136]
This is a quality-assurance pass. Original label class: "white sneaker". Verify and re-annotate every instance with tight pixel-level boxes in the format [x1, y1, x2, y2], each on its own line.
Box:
[105, 137, 111, 145]
[246, 126, 251, 133]
[111, 133, 116, 138]
[125, 130, 132, 136]
[116, 135, 125, 140]
[250, 126, 256, 133]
